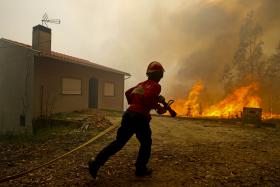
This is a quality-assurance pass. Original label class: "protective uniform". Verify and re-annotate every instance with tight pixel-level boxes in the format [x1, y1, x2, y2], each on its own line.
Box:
[89, 61, 165, 178]
[126, 79, 162, 120]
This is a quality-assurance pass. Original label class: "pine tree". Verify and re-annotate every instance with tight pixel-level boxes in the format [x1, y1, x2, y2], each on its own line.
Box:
[223, 11, 264, 91]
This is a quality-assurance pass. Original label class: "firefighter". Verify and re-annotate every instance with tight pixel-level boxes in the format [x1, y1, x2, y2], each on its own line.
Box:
[88, 61, 167, 178]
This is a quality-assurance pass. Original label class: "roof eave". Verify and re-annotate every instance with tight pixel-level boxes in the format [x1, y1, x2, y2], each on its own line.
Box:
[1, 37, 130, 77]
[0, 38, 39, 53]
[38, 52, 131, 76]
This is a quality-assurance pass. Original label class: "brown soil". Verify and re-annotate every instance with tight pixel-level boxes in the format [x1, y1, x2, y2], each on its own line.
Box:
[1, 112, 280, 186]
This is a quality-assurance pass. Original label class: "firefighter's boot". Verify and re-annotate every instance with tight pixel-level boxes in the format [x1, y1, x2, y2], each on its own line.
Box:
[135, 167, 152, 177]
[88, 158, 100, 179]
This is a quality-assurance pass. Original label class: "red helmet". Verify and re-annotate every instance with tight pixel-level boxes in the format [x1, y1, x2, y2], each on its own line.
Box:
[146, 61, 165, 74]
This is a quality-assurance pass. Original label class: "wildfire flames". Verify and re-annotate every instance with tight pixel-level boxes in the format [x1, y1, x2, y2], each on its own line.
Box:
[172, 81, 204, 117]
[172, 82, 267, 118]
[203, 83, 261, 118]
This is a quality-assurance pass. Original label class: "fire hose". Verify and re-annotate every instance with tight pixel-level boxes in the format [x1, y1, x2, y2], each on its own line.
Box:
[0, 99, 177, 183]
[0, 121, 121, 184]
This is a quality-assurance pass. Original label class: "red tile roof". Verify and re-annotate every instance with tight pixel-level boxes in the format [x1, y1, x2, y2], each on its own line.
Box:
[1, 38, 130, 76]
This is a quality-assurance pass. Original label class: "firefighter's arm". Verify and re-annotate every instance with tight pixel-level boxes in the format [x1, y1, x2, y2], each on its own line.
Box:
[125, 86, 136, 104]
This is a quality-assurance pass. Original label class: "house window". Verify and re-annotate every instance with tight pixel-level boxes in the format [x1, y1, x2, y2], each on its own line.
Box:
[104, 82, 115, 96]
[62, 78, 82, 95]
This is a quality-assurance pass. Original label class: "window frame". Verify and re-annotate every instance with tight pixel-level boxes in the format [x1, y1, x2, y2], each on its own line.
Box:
[61, 77, 82, 95]
[103, 82, 115, 97]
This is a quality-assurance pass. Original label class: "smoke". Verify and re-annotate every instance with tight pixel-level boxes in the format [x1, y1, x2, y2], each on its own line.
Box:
[255, 0, 280, 53]
[2, 0, 279, 104]
[172, 1, 241, 98]
[164, 0, 280, 100]
[64, 0, 279, 105]
[70, 0, 278, 99]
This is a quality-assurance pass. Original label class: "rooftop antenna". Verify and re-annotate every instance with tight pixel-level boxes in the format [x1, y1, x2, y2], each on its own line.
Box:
[41, 13, 61, 27]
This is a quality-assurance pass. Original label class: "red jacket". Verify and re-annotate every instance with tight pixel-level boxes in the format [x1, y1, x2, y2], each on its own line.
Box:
[125, 80, 161, 120]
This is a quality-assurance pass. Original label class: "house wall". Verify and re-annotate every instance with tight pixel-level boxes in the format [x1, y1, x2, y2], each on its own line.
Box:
[0, 40, 35, 134]
[33, 56, 125, 117]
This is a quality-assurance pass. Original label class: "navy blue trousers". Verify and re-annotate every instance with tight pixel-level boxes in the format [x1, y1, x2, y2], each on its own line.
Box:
[94, 111, 152, 169]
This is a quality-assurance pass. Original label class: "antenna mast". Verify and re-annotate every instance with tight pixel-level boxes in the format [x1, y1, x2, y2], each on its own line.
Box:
[41, 13, 61, 27]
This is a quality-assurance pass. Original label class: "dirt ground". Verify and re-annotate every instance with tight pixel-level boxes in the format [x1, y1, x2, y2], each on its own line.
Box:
[1, 111, 280, 186]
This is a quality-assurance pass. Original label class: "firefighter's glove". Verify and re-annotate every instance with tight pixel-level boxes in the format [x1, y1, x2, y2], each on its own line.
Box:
[156, 106, 167, 115]
[158, 95, 165, 104]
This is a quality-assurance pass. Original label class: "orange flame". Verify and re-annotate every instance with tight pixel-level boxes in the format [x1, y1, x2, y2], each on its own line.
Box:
[172, 82, 265, 118]
[203, 83, 261, 118]
[172, 81, 203, 117]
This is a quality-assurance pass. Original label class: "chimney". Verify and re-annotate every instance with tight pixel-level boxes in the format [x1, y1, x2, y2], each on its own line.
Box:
[32, 25, 51, 52]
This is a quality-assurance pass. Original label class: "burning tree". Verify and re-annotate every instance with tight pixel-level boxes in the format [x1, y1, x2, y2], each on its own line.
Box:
[223, 11, 264, 92]
[171, 12, 280, 119]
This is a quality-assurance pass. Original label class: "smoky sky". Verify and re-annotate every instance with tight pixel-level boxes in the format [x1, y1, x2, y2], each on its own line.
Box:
[1, 0, 280, 100]
[167, 0, 280, 99]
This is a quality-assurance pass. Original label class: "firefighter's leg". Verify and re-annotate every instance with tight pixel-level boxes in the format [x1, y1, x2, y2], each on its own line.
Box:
[89, 112, 134, 178]
[135, 122, 152, 175]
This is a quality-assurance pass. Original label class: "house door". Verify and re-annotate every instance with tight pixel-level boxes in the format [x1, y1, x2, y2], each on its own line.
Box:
[89, 78, 98, 108]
